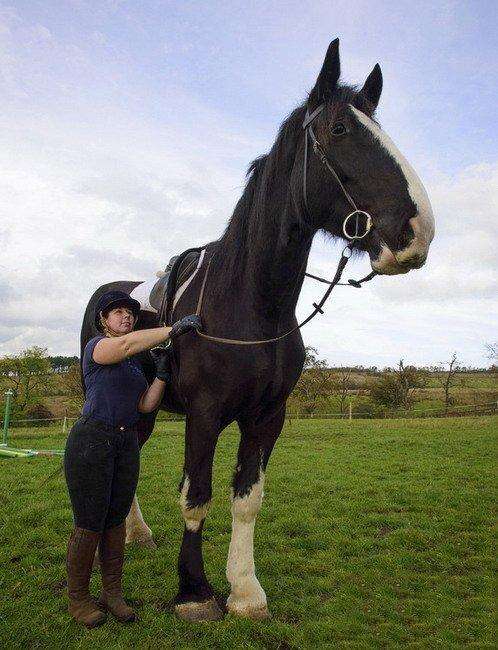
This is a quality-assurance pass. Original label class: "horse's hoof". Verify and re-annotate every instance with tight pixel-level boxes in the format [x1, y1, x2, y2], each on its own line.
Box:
[227, 604, 271, 620]
[136, 536, 157, 549]
[174, 598, 224, 622]
[227, 596, 270, 621]
[126, 535, 157, 549]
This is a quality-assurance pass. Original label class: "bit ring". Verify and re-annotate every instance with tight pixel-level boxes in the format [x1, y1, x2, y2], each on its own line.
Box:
[343, 210, 372, 240]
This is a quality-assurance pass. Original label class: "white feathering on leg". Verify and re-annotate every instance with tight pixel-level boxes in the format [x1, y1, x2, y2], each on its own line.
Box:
[226, 473, 268, 618]
[125, 494, 153, 544]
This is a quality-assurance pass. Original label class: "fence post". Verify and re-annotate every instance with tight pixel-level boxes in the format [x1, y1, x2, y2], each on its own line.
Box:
[62, 415, 67, 436]
[2, 389, 14, 447]
[348, 399, 352, 421]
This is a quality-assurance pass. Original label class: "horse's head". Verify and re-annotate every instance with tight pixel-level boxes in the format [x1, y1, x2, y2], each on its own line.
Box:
[300, 39, 434, 275]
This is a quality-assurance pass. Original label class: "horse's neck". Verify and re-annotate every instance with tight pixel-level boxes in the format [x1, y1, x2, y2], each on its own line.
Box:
[215, 195, 314, 323]
[252, 218, 313, 321]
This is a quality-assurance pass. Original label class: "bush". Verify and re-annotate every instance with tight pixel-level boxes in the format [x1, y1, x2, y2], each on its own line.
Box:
[24, 402, 56, 426]
[370, 374, 404, 408]
[370, 361, 426, 410]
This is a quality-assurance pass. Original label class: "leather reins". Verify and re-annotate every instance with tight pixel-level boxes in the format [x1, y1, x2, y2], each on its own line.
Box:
[192, 103, 378, 346]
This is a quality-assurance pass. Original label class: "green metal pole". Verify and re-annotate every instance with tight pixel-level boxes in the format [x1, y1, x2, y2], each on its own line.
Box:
[2, 389, 13, 447]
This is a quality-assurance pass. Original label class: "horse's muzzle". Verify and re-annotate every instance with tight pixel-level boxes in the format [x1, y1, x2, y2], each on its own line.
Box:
[370, 215, 433, 275]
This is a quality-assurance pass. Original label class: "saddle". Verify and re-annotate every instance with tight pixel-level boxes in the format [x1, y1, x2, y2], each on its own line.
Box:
[131, 247, 204, 325]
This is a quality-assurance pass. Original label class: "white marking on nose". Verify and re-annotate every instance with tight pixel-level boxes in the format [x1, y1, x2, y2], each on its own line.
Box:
[349, 105, 435, 244]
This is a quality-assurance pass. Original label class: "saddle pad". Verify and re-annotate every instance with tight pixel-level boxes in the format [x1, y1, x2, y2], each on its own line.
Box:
[130, 249, 205, 320]
[129, 277, 158, 313]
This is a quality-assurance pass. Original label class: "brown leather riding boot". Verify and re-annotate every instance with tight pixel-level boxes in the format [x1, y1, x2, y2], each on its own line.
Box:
[66, 527, 107, 628]
[98, 523, 135, 622]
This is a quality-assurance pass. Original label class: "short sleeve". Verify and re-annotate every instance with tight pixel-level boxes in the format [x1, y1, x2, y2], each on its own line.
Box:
[82, 335, 105, 373]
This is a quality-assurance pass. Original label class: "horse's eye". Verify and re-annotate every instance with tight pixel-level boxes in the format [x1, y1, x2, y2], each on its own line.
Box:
[330, 122, 347, 136]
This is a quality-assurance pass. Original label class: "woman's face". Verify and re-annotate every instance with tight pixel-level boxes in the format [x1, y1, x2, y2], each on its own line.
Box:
[104, 306, 136, 335]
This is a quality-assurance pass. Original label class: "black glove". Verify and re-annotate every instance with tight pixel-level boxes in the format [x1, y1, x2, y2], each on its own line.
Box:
[169, 314, 202, 340]
[150, 345, 173, 382]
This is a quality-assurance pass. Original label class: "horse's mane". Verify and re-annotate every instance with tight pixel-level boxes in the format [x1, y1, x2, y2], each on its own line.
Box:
[215, 83, 373, 283]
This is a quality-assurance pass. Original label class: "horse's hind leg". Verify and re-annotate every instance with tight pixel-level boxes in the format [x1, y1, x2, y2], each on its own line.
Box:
[93, 493, 154, 569]
[125, 494, 156, 548]
[226, 406, 285, 620]
[174, 411, 223, 622]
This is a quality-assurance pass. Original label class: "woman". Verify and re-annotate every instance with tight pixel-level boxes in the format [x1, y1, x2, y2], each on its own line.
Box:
[64, 289, 200, 628]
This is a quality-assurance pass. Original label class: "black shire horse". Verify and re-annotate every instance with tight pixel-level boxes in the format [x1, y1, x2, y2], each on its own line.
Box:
[81, 39, 434, 622]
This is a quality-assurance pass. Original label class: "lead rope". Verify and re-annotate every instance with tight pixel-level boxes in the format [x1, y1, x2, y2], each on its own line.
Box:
[194, 246, 354, 346]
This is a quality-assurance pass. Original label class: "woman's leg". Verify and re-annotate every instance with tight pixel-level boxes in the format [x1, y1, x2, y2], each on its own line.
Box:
[98, 428, 140, 622]
[64, 419, 115, 628]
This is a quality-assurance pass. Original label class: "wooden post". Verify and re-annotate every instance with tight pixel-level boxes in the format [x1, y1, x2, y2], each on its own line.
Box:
[348, 399, 352, 421]
[2, 390, 14, 447]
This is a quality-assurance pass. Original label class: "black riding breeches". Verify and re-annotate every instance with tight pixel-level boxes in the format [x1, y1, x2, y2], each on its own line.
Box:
[64, 416, 140, 532]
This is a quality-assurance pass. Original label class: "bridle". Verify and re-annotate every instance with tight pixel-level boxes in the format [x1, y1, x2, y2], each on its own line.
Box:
[191, 102, 381, 346]
[302, 102, 374, 244]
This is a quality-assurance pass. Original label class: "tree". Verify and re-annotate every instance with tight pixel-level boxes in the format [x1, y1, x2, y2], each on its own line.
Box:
[49, 355, 79, 373]
[292, 346, 335, 414]
[430, 352, 460, 414]
[484, 342, 497, 361]
[332, 367, 353, 414]
[0, 347, 53, 412]
[62, 364, 84, 398]
[370, 359, 425, 410]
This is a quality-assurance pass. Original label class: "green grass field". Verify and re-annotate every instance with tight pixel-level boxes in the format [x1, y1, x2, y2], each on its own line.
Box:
[0, 417, 495, 649]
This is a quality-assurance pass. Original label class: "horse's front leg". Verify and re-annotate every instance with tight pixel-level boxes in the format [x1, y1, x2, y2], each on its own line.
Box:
[174, 411, 223, 622]
[125, 494, 156, 548]
[226, 407, 285, 619]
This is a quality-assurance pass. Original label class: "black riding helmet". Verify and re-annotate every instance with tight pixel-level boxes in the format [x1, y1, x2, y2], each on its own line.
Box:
[95, 290, 141, 332]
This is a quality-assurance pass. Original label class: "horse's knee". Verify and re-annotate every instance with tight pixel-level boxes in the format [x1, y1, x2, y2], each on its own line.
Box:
[231, 473, 265, 523]
[179, 475, 211, 532]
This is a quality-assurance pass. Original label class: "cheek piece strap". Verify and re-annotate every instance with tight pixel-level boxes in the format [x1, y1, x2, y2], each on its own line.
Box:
[302, 104, 377, 288]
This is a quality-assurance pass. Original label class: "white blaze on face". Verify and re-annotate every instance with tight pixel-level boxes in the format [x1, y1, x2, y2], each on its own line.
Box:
[349, 105, 435, 269]
[226, 473, 268, 617]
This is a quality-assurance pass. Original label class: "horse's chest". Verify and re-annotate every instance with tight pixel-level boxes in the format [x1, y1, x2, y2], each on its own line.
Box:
[175, 333, 304, 411]
[195, 346, 300, 395]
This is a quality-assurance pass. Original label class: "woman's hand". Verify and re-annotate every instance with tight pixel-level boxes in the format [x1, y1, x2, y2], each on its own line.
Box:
[138, 378, 167, 413]
[169, 315, 202, 340]
[150, 346, 172, 382]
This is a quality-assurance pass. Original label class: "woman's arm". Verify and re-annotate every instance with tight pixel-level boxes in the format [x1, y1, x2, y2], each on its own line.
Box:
[138, 378, 167, 413]
[93, 314, 202, 365]
[93, 326, 172, 365]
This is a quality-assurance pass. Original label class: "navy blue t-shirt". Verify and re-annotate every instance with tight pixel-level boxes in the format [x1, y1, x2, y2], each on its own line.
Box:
[81, 335, 148, 427]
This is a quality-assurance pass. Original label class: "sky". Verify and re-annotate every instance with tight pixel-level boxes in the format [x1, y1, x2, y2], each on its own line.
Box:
[0, 0, 497, 368]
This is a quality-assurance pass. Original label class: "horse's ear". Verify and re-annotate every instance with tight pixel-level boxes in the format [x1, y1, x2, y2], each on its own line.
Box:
[360, 63, 383, 111]
[309, 38, 340, 108]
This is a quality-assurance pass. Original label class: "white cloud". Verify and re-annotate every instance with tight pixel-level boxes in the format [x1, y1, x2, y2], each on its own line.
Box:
[0, 3, 495, 368]
[299, 161, 497, 367]
[0, 103, 255, 355]
[1, 115, 495, 366]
